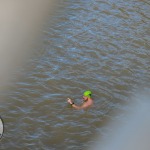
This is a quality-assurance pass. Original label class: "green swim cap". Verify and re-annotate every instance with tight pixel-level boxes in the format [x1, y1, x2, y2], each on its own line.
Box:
[83, 90, 92, 98]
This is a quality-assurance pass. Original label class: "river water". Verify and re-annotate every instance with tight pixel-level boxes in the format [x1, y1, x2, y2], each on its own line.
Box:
[0, 0, 150, 149]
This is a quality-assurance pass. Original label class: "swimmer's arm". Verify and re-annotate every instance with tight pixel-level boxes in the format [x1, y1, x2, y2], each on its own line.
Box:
[71, 103, 87, 110]
[67, 98, 87, 110]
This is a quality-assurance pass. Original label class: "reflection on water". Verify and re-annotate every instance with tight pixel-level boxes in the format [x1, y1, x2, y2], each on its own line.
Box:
[0, 0, 150, 149]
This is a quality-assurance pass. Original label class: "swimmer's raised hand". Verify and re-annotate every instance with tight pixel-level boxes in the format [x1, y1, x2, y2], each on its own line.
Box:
[67, 98, 73, 104]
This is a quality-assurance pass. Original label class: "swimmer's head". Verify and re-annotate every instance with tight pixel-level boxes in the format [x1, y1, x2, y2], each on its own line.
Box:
[83, 90, 92, 98]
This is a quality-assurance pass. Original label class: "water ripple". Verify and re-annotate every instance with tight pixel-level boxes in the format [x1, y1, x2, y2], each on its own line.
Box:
[1, 0, 150, 149]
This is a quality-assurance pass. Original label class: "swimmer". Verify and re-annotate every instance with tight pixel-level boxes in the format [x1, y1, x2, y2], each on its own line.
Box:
[67, 90, 93, 109]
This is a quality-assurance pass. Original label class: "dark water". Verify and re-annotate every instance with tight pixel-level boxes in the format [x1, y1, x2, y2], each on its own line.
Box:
[0, 0, 150, 149]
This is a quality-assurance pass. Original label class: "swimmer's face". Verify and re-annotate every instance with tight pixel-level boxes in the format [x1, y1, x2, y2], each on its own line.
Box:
[83, 96, 88, 101]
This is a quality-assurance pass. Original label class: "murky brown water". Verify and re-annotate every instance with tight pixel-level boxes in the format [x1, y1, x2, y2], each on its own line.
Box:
[0, 0, 150, 149]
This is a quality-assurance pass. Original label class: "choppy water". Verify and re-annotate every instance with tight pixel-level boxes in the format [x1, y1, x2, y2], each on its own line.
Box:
[0, 0, 150, 149]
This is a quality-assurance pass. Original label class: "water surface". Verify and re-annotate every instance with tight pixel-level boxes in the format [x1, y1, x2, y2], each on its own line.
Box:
[0, 0, 150, 149]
